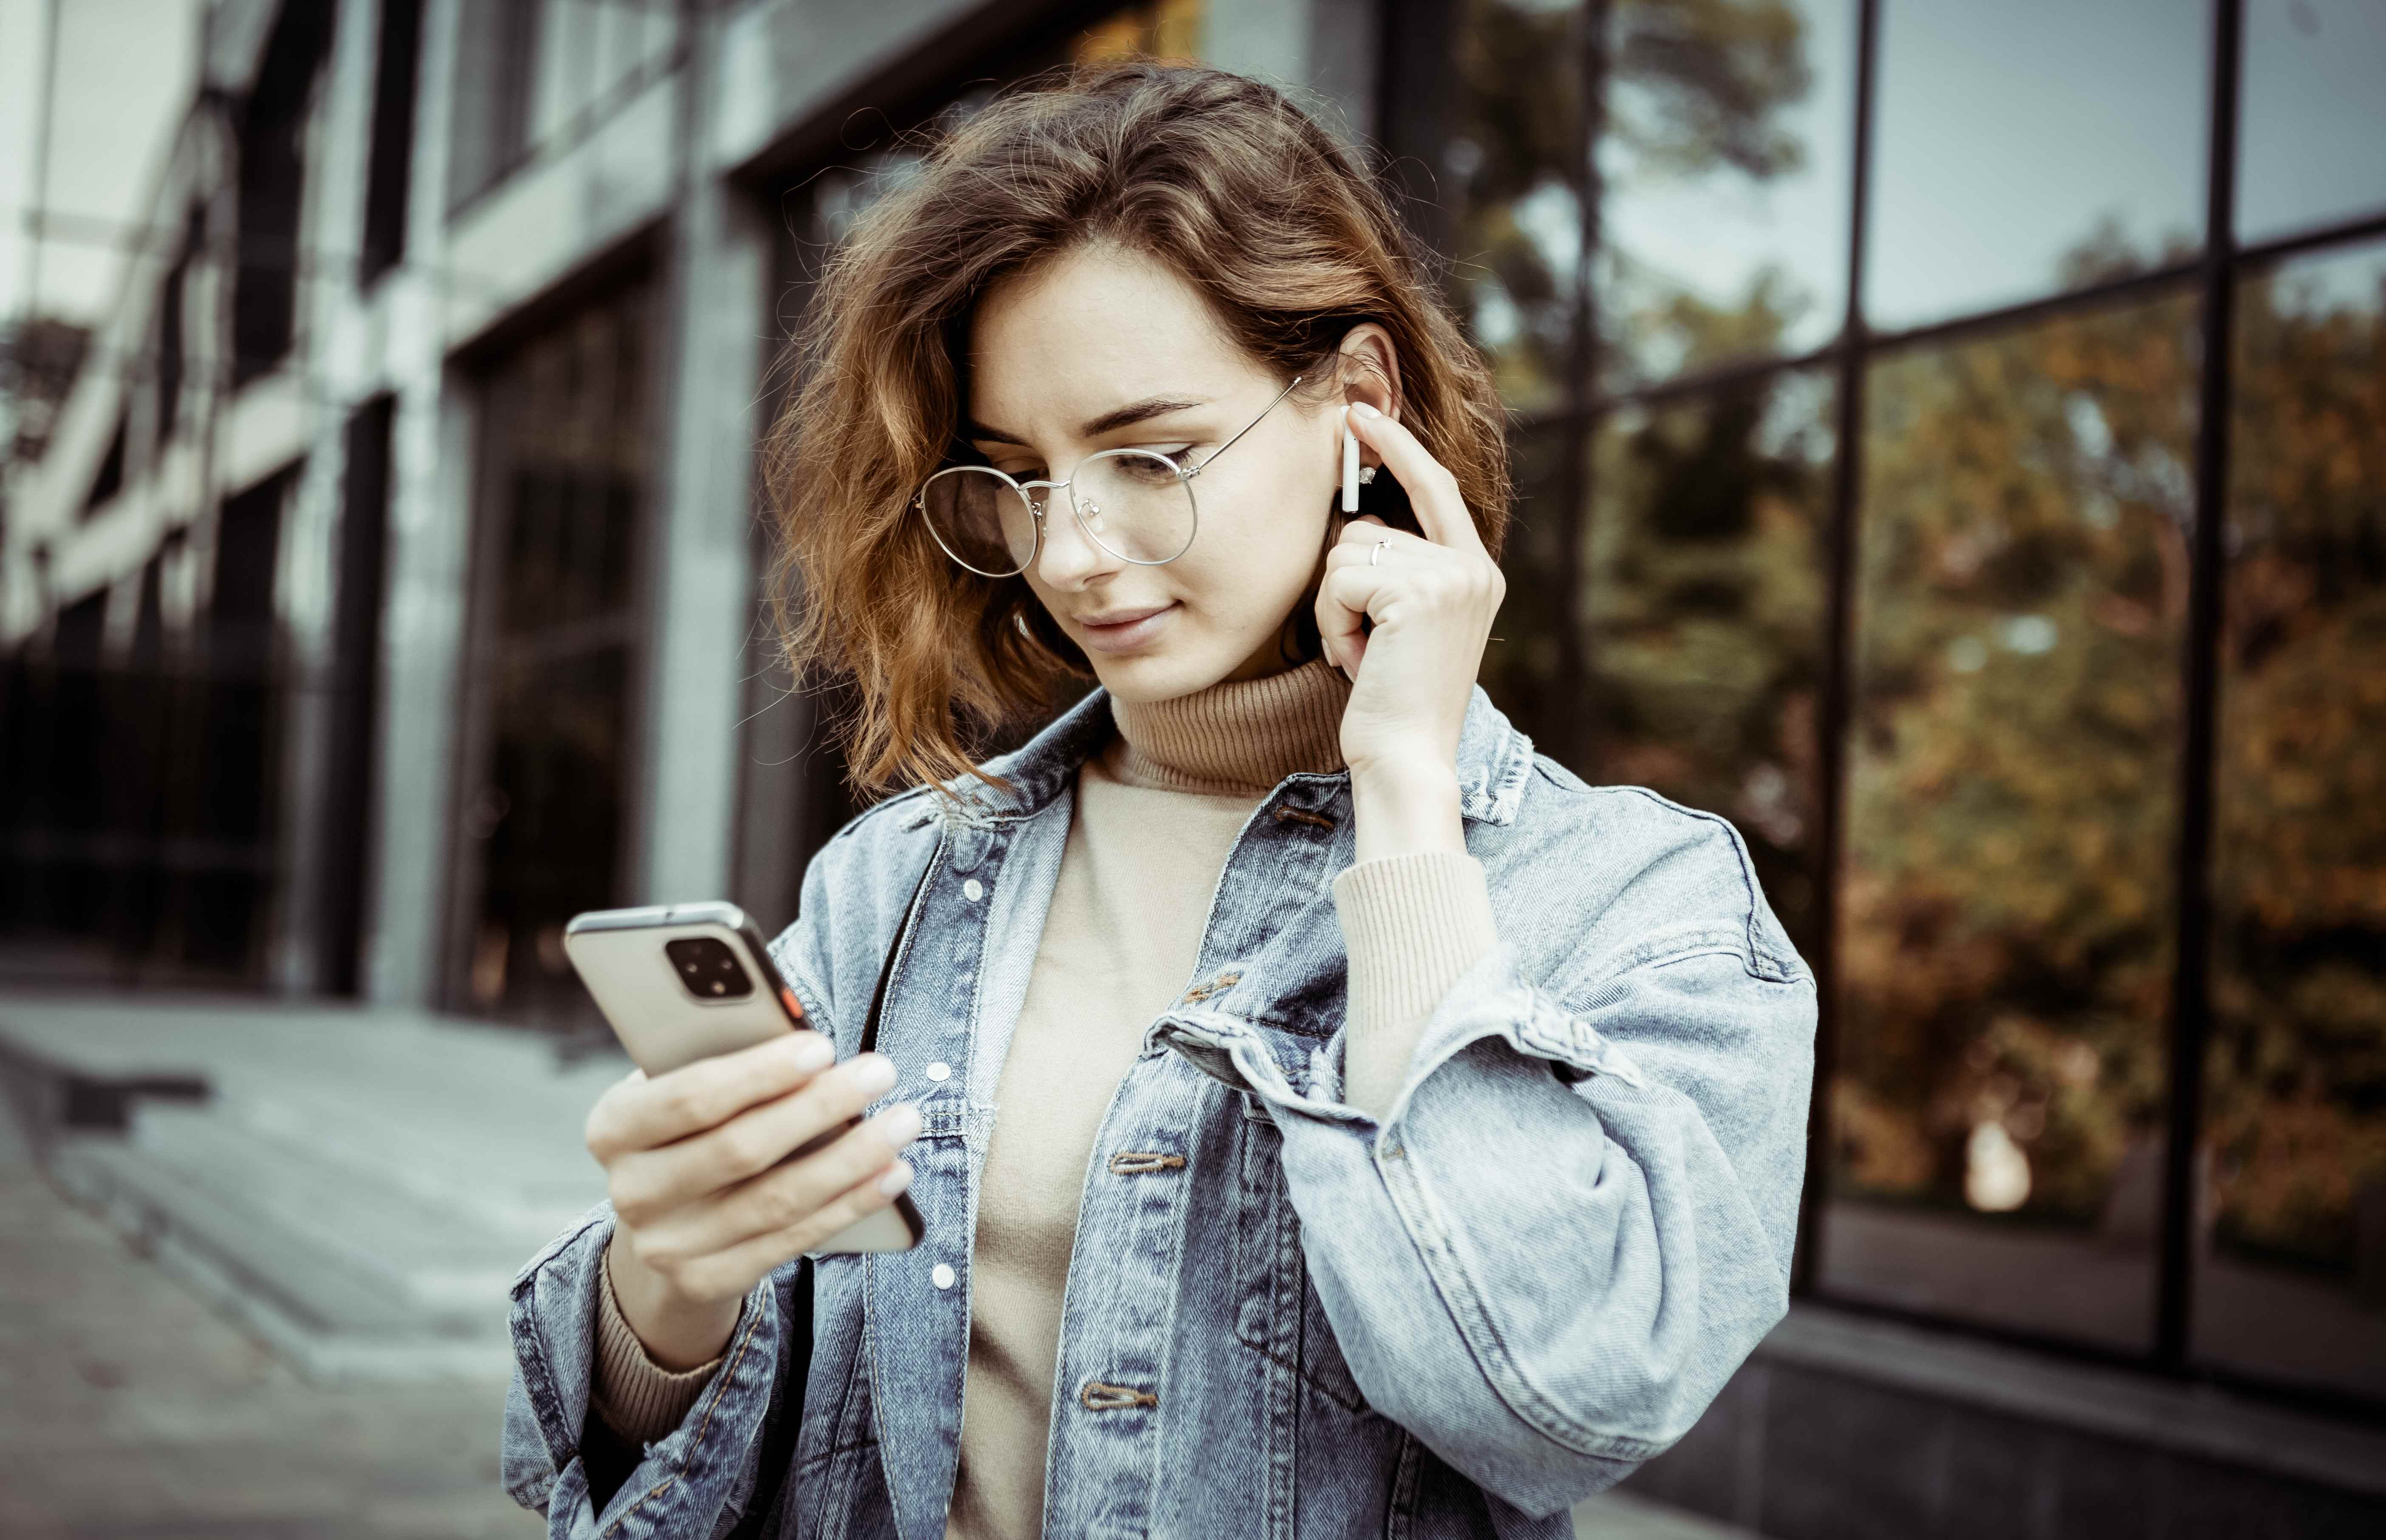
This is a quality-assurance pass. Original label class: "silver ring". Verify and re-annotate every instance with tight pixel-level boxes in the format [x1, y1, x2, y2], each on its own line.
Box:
[1370, 540, 1389, 566]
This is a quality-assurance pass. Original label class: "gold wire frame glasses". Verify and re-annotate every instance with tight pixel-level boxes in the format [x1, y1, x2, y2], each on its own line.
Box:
[913, 373, 1305, 577]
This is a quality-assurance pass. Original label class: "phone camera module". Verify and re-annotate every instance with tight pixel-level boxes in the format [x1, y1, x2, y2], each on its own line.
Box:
[664, 937, 754, 1001]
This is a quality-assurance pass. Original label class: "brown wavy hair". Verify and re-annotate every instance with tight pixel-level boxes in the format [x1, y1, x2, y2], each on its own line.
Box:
[764, 59, 1510, 796]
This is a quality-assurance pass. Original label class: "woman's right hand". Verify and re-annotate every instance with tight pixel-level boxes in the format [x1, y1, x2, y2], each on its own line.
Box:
[585, 1030, 922, 1369]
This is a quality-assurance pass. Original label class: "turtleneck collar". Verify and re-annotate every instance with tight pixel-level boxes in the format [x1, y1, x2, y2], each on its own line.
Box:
[1103, 657, 1351, 796]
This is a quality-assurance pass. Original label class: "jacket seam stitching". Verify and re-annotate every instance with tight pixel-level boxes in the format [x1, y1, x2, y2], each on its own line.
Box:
[1606, 786, 1789, 979]
[1232, 1334, 1372, 1414]
[1526, 774, 1805, 984]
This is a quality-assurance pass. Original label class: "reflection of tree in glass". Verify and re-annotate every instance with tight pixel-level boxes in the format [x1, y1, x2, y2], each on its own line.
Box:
[1611, 0, 1811, 178]
[1448, 0, 1815, 405]
[1829, 247, 2386, 1276]
[1449, 0, 1584, 410]
[1836, 285, 2199, 1229]
[2208, 254, 2386, 1281]
[1604, 0, 1817, 383]
[1576, 374, 1832, 958]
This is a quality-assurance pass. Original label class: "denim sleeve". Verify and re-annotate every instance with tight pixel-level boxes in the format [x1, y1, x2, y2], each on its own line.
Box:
[497, 800, 922, 1533]
[1161, 817, 1817, 1519]
[500, 1202, 798, 1538]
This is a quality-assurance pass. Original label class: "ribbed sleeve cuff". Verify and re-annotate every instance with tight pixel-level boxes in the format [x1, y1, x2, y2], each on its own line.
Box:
[1331, 851, 1501, 1121]
[591, 1247, 730, 1446]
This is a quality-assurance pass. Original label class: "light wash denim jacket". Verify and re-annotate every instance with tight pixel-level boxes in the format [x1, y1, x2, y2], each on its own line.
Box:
[502, 684, 1817, 1539]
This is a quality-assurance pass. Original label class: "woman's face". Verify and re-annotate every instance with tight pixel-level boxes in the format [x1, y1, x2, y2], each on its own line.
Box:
[964, 242, 1368, 704]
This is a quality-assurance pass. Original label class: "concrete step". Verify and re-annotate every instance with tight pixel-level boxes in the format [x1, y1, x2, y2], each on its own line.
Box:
[127, 1101, 538, 1318]
[49, 1123, 519, 1384]
[215, 1070, 599, 1243]
[0, 1026, 209, 1144]
[0, 995, 612, 1382]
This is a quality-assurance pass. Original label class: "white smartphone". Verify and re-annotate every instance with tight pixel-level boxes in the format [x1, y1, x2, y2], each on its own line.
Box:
[561, 901, 924, 1254]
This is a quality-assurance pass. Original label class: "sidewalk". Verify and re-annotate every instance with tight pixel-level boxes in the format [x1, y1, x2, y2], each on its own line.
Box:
[0, 988, 1755, 1540]
[0, 992, 624, 1382]
[0, 1077, 543, 1538]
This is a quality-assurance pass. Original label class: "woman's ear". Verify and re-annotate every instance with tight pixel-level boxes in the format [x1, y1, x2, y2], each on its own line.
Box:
[1336, 323, 1402, 426]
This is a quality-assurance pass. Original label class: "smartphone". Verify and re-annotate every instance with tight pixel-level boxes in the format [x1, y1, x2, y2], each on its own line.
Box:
[562, 901, 924, 1254]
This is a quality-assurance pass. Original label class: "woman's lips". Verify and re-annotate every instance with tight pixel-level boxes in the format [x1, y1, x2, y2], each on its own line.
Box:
[1074, 602, 1178, 653]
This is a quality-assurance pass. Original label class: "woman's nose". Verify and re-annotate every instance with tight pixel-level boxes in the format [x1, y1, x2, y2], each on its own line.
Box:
[1034, 489, 1118, 588]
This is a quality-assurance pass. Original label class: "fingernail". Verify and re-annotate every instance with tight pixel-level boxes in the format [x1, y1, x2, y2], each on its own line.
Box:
[854, 1054, 897, 1093]
[789, 1034, 835, 1071]
[882, 1100, 923, 1144]
[1351, 401, 1380, 418]
[877, 1159, 915, 1197]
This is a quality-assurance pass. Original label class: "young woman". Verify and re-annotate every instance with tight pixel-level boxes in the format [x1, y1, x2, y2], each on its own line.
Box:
[503, 61, 1815, 1540]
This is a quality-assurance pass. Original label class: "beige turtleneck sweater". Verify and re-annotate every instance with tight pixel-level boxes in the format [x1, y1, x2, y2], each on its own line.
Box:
[590, 661, 1501, 1539]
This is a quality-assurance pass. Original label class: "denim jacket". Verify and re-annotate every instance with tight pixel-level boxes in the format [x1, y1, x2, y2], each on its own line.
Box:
[501, 683, 1817, 1539]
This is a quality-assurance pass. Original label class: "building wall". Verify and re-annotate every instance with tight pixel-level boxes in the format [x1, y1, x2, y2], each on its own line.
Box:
[0, 0, 1385, 1003]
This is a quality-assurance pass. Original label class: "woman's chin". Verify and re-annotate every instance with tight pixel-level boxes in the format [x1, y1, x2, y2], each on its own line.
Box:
[1089, 644, 1236, 705]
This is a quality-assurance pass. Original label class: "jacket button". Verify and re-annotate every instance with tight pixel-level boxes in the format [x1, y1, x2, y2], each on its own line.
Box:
[925, 1061, 951, 1082]
[962, 879, 984, 901]
[931, 1263, 956, 1289]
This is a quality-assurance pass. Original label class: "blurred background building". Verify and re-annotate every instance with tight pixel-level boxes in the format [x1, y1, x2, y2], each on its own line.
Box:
[0, 0, 2382, 1535]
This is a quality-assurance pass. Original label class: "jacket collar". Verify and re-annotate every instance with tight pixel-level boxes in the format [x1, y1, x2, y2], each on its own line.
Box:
[940, 678, 1536, 828]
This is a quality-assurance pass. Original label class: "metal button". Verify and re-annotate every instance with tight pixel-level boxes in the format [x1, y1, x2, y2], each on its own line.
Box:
[925, 1061, 951, 1082]
[962, 878, 984, 901]
[931, 1263, 956, 1290]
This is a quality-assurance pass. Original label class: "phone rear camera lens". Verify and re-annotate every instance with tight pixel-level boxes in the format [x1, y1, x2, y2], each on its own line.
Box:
[664, 937, 754, 1002]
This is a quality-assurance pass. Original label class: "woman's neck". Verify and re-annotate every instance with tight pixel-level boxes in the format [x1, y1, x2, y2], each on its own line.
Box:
[1104, 657, 1350, 796]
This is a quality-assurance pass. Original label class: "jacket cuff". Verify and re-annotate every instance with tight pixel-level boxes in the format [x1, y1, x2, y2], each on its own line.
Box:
[1331, 850, 1501, 1120]
[591, 1245, 732, 1445]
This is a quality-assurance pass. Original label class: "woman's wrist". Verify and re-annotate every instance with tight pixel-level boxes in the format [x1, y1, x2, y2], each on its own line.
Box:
[605, 1229, 743, 1371]
[1349, 760, 1466, 864]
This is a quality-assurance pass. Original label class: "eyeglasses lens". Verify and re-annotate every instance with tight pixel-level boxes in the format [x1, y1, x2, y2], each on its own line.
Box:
[922, 470, 1040, 576]
[922, 451, 1196, 574]
[1070, 451, 1196, 565]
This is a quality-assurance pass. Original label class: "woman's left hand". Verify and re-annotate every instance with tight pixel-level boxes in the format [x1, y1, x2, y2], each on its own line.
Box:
[1317, 403, 1505, 853]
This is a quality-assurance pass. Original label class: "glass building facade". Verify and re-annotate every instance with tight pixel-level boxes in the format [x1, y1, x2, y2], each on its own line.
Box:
[1438, 0, 2386, 1407]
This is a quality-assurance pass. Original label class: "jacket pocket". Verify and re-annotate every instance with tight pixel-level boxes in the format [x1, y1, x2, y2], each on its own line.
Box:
[1386, 1429, 1504, 1540]
[1229, 1106, 1374, 1416]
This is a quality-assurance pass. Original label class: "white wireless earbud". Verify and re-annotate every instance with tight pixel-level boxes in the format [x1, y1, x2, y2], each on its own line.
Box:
[1340, 406, 1361, 513]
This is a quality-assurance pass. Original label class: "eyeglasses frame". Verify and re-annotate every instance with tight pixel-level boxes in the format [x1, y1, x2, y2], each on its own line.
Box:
[913, 371, 1307, 578]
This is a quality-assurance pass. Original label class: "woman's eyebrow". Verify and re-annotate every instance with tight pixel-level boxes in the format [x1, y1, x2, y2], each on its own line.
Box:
[1081, 396, 1208, 436]
[964, 396, 1210, 446]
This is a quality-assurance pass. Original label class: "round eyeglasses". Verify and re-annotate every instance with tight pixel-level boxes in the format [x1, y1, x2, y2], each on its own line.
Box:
[915, 373, 1303, 577]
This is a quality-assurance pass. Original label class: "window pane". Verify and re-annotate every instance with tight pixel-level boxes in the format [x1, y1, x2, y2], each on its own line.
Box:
[446, 0, 541, 210]
[466, 282, 656, 1026]
[1600, 0, 1858, 387]
[1866, 0, 2209, 332]
[2237, 0, 2386, 244]
[1447, 0, 1586, 413]
[2198, 240, 2386, 1403]
[1825, 291, 2200, 1352]
[1577, 372, 1836, 958]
